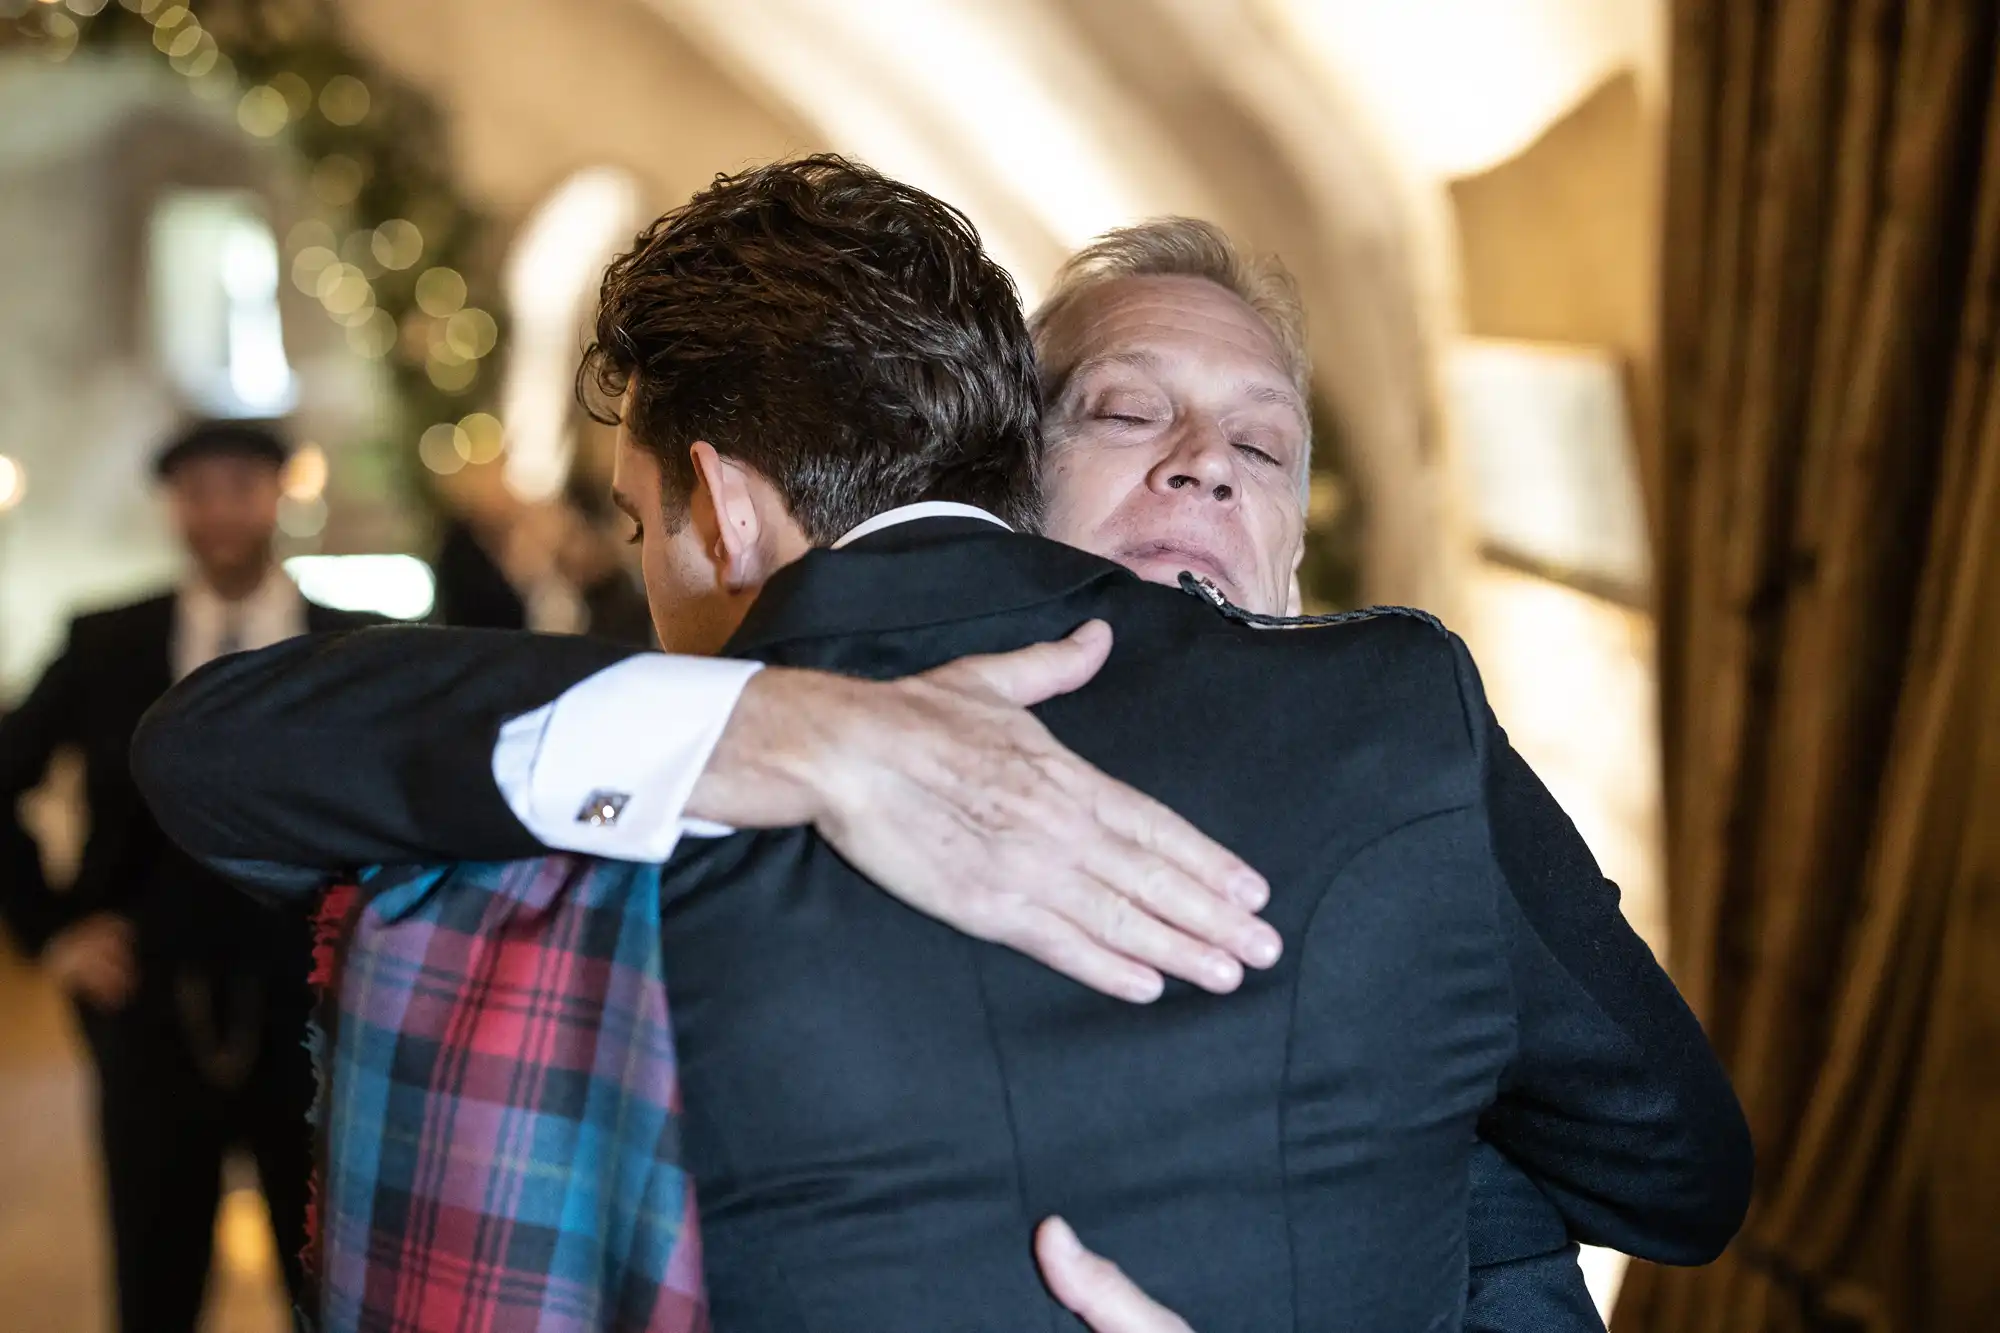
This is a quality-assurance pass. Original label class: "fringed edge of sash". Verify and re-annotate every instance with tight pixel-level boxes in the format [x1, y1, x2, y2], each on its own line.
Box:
[298, 880, 363, 1330]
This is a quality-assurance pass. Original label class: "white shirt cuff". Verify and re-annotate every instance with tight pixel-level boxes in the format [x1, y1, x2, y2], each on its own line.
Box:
[490, 654, 763, 862]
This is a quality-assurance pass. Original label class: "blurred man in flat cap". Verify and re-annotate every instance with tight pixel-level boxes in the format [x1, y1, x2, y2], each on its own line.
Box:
[0, 420, 380, 1333]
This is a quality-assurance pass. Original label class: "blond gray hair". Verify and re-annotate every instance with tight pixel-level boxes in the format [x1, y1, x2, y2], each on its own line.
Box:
[1030, 218, 1311, 492]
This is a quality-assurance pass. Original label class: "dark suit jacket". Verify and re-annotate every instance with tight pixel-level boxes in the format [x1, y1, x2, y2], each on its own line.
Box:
[135, 521, 1749, 1330]
[0, 589, 378, 983]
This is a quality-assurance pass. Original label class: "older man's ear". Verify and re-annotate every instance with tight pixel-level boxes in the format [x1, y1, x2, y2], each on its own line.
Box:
[1286, 573, 1303, 617]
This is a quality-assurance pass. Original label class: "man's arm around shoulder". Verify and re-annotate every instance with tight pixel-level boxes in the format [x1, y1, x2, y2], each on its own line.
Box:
[132, 619, 1280, 1000]
[132, 625, 636, 893]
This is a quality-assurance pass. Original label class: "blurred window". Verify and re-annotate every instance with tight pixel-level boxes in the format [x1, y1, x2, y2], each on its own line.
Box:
[1448, 339, 1649, 601]
[282, 555, 435, 621]
[149, 191, 296, 417]
[502, 166, 641, 504]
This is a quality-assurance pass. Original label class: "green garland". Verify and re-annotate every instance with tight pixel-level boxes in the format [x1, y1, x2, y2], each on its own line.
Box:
[4, 0, 507, 513]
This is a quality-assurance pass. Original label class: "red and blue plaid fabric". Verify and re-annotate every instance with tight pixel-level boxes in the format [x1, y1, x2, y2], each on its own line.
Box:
[306, 855, 707, 1333]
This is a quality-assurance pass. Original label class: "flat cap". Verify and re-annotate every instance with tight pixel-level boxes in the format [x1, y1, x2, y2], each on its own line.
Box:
[153, 420, 290, 479]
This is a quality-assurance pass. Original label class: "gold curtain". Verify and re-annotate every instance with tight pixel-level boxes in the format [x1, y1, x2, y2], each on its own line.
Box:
[1615, 1, 2000, 1329]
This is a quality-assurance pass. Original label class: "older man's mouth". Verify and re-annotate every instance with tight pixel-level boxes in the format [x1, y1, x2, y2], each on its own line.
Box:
[1116, 541, 1238, 597]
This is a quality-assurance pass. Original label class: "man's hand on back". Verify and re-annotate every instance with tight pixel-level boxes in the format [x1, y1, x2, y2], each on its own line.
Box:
[688, 620, 1281, 1003]
[1036, 1217, 1196, 1332]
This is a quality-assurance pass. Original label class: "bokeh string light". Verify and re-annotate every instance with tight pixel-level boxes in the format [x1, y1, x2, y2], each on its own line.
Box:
[418, 422, 470, 476]
[346, 309, 398, 360]
[446, 308, 499, 360]
[282, 443, 329, 503]
[371, 219, 423, 271]
[267, 69, 311, 117]
[414, 267, 467, 317]
[457, 413, 506, 465]
[22, 5, 80, 60]
[290, 243, 338, 295]
[309, 154, 365, 208]
[236, 83, 288, 137]
[319, 73, 369, 125]
[426, 355, 478, 394]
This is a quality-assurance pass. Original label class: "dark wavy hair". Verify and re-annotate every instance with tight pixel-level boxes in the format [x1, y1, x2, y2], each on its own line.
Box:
[578, 155, 1043, 543]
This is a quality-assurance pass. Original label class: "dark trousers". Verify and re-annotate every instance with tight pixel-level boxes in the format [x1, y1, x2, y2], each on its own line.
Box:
[80, 980, 314, 1333]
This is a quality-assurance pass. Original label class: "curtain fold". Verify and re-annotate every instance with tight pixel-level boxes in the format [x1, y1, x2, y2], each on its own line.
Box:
[1616, 2, 2000, 1329]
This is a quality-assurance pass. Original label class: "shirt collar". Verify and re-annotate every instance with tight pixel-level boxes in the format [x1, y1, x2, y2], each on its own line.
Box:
[831, 502, 1010, 550]
[180, 563, 299, 617]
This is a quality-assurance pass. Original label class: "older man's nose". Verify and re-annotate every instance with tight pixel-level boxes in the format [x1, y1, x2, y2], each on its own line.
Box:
[1150, 425, 1237, 502]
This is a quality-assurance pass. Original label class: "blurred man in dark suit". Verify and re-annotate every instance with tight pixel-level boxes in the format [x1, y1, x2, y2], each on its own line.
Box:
[0, 421, 380, 1333]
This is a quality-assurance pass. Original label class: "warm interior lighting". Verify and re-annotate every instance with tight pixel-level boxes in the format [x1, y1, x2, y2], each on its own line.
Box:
[1459, 560, 1660, 1322]
[214, 1183, 276, 1277]
[267, 71, 312, 119]
[337, 228, 382, 277]
[37, 8, 79, 60]
[282, 443, 327, 502]
[189, 52, 235, 99]
[0, 455, 25, 513]
[657, 0, 1195, 301]
[794, 1, 1152, 248]
[277, 495, 327, 539]
[445, 308, 498, 360]
[236, 85, 288, 138]
[290, 245, 335, 293]
[501, 166, 642, 502]
[1580, 1246, 1630, 1324]
[148, 7, 190, 53]
[425, 356, 477, 394]
[319, 270, 373, 324]
[1261, 0, 1649, 178]
[310, 155, 365, 209]
[286, 218, 335, 254]
[345, 309, 397, 360]
[457, 412, 505, 465]
[414, 267, 466, 318]
[419, 422, 471, 476]
[284, 555, 436, 620]
[370, 218, 423, 271]
[173, 33, 218, 79]
[1447, 338, 1649, 597]
[319, 74, 371, 126]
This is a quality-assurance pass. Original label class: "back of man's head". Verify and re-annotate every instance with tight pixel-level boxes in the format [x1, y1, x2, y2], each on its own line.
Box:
[580, 155, 1043, 543]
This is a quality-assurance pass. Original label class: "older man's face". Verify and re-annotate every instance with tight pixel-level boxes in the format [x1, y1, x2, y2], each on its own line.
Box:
[1038, 275, 1308, 616]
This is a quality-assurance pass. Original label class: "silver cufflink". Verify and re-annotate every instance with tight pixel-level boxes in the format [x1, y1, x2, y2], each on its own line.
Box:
[577, 790, 631, 827]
